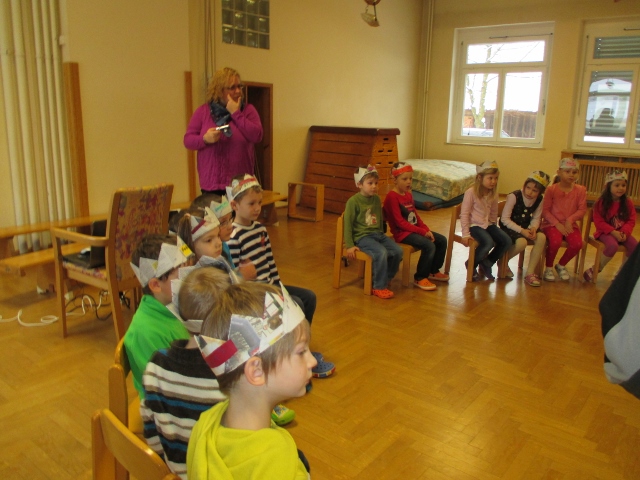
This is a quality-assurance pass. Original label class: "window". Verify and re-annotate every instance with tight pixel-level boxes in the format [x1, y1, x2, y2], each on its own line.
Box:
[448, 23, 554, 147]
[222, 0, 270, 50]
[572, 20, 640, 152]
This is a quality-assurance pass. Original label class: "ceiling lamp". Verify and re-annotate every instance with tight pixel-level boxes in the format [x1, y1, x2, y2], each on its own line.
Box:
[362, 0, 381, 27]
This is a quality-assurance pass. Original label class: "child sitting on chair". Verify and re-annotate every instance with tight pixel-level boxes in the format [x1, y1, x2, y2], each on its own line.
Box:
[141, 265, 235, 479]
[344, 165, 404, 299]
[124, 234, 194, 399]
[499, 170, 550, 287]
[187, 283, 314, 479]
[226, 174, 335, 378]
[383, 161, 449, 291]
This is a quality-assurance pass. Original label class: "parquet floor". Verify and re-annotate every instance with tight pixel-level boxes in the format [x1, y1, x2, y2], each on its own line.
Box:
[1, 206, 639, 479]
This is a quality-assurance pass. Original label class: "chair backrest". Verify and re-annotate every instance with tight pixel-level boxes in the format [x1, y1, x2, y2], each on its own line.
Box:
[109, 337, 131, 427]
[92, 408, 179, 480]
[106, 184, 174, 289]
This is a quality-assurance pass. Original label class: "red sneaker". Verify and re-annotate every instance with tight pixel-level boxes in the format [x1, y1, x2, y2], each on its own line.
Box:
[372, 288, 394, 299]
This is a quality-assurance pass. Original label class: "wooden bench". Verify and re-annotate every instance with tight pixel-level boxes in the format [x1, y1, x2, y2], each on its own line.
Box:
[0, 192, 287, 292]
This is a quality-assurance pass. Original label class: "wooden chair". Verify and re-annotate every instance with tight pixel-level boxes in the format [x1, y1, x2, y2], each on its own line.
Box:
[51, 185, 174, 340]
[333, 213, 372, 295]
[92, 408, 179, 480]
[110, 337, 143, 435]
[541, 213, 585, 277]
[443, 201, 506, 282]
[578, 208, 626, 283]
[384, 226, 420, 287]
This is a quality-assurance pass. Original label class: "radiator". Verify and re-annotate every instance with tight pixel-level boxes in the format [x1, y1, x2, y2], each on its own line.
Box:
[561, 151, 640, 207]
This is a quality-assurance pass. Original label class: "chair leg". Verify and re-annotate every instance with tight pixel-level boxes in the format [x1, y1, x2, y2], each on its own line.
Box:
[518, 251, 525, 270]
[401, 245, 411, 287]
[466, 244, 476, 283]
[332, 251, 343, 289]
[592, 245, 603, 284]
[444, 239, 453, 275]
[363, 258, 372, 295]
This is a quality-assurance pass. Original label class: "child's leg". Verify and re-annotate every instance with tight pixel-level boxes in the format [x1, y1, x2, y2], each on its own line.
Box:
[284, 285, 317, 324]
[378, 234, 404, 283]
[623, 235, 638, 258]
[485, 225, 512, 266]
[401, 233, 434, 280]
[526, 232, 546, 276]
[430, 231, 448, 274]
[507, 237, 527, 261]
[356, 234, 391, 290]
[558, 227, 583, 266]
[542, 226, 563, 267]
[469, 226, 494, 269]
[596, 234, 620, 272]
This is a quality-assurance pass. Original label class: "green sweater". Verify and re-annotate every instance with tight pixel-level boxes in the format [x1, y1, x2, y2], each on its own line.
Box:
[343, 193, 384, 248]
[123, 294, 189, 399]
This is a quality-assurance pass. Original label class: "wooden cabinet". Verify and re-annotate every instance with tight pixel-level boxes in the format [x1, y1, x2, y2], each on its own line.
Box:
[301, 126, 400, 214]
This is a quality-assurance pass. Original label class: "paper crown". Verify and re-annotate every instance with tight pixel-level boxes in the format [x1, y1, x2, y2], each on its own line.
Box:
[392, 163, 413, 177]
[605, 170, 627, 183]
[225, 174, 260, 201]
[528, 170, 550, 188]
[196, 284, 305, 376]
[130, 236, 193, 287]
[559, 157, 579, 170]
[210, 196, 232, 219]
[476, 160, 499, 174]
[354, 165, 378, 185]
[167, 255, 240, 334]
[189, 208, 220, 242]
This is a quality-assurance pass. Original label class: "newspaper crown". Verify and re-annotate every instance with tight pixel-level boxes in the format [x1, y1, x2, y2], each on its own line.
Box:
[210, 196, 232, 219]
[391, 162, 413, 177]
[190, 208, 220, 242]
[476, 160, 499, 174]
[559, 157, 579, 170]
[196, 284, 306, 376]
[605, 170, 628, 184]
[167, 255, 241, 334]
[528, 170, 550, 188]
[354, 164, 378, 185]
[225, 174, 261, 201]
[130, 236, 193, 287]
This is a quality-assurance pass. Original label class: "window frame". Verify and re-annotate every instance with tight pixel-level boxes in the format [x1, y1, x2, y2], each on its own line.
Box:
[571, 19, 640, 153]
[448, 22, 554, 148]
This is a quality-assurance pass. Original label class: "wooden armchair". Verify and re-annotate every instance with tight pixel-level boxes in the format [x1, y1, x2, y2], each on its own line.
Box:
[51, 185, 174, 340]
[92, 408, 179, 480]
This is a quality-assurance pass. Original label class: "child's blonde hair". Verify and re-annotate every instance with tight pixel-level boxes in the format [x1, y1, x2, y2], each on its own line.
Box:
[201, 283, 310, 395]
[177, 268, 234, 330]
[230, 173, 263, 203]
[473, 168, 499, 200]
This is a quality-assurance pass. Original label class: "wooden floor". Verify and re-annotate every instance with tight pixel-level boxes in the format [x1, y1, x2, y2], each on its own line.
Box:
[1, 206, 639, 479]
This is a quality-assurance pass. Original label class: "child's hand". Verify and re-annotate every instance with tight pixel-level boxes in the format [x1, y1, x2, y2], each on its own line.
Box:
[203, 128, 221, 144]
[564, 220, 573, 232]
[461, 237, 470, 247]
[611, 230, 623, 242]
[555, 224, 569, 236]
[620, 232, 627, 242]
[346, 246, 360, 260]
[425, 231, 434, 241]
[238, 260, 257, 280]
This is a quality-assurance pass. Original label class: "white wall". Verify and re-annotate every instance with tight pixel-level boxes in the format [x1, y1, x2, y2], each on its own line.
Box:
[192, 0, 425, 196]
[61, 0, 190, 214]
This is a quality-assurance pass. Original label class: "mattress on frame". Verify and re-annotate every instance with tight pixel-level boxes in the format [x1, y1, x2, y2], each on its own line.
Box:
[404, 159, 476, 202]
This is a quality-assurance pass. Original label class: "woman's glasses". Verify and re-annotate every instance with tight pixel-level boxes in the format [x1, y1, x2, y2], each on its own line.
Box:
[225, 84, 244, 91]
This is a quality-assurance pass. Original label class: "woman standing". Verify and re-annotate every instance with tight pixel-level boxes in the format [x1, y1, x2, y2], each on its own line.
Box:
[184, 67, 263, 195]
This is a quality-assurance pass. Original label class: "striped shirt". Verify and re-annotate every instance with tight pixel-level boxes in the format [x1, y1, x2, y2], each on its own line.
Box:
[141, 340, 226, 479]
[227, 221, 280, 283]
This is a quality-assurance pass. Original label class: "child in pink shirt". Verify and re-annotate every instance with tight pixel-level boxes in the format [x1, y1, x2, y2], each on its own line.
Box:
[460, 160, 512, 281]
[583, 170, 637, 282]
[541, 157, 587, 282]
